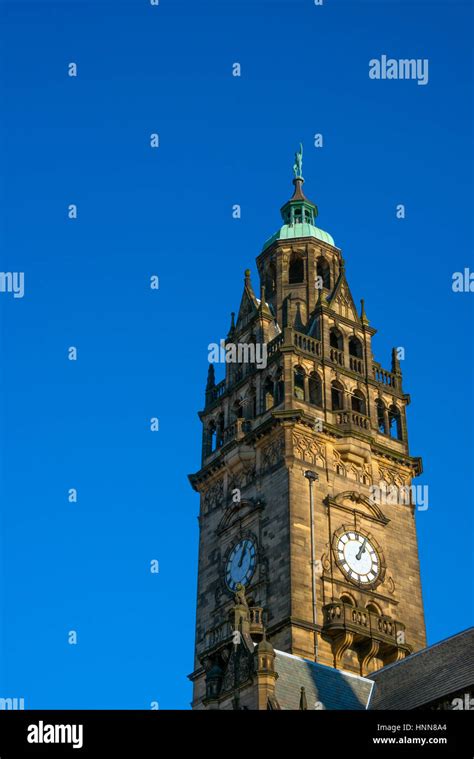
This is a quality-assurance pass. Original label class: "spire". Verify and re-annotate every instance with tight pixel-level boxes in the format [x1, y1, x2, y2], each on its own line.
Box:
[360, 298, 369, 325]
[234, 270, 259, 331]
[258, 284, 272, 318]
[299, 686, 308, 711]
[391, 347, 402, 375]
[294, 302, 305, 331]
[227, 311, 236, 338]
[280, 144, 319, 227]
[206, 363, 215, 390]
[291, 142, 306, 201]
[204, 364, 216, 406]
[243, 269, 257, 302]
[261, 145, 335, 251]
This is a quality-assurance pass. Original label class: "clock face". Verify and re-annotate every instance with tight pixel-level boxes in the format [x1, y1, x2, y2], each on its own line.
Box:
[335, 531, 380, 585]
[225, 539, 257, 591]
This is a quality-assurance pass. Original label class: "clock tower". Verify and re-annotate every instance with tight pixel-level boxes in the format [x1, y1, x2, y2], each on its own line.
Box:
[188, 150, 426, 709]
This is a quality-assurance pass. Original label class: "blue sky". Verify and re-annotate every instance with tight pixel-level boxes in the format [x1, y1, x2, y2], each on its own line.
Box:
[0, 0, 472, 708]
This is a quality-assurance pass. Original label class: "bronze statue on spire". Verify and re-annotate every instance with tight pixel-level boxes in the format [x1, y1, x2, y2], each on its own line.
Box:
[293, 142, 303, 179]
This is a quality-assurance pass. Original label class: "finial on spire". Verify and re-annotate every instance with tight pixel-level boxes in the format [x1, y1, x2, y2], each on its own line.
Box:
[258, 284, 272, 317]
[299, 686, 308, 711]
[293, 143, 303, 180]
[391, 347, 402, 374]
[206, 363, 215, 389]
[360, 298, 369, 325]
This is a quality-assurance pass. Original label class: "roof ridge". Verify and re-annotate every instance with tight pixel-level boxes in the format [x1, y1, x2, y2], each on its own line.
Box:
[369, 626, 474, 677]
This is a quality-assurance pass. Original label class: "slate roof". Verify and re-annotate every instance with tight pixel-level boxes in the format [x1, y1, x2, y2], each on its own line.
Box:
[274, 650, 374, 710]
[368, 628, 474, 710]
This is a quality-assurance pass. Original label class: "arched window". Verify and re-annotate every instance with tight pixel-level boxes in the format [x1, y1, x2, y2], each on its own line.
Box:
[309, 372, 322, 407]
[265, 263, 276, 296]
[329, 328, 343, 351]
[208, 420, 217, 455]
[232, 365, 243, 384]
[232, 399, 244, 420]
[264, 377, 275, 411]
[351, 389, 366, 415]
[316, 256, 331, 289]
[349, 336, 363, 358]
[243, 392, 256, 420]
[376, 399, 386, 434]
[289, 255, 304, 284]
[331, 381, 344, 411]
[366, 602, 381, 615]
[389, 405, 403, 440]
[340, 594, 355, 606]
[275, 371, 284, 406]
[216, 414, 224, 448]
[242, 334, 256, 377]
[294, 366, 305, 400]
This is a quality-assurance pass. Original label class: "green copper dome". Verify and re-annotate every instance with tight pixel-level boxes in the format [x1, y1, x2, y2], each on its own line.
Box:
[262, 221, 335, 251]
[262, 149, 335, 251]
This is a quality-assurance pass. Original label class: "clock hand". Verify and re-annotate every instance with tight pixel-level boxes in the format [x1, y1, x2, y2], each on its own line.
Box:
[356, 538, 367, 561]
[238, 544, 247, 568]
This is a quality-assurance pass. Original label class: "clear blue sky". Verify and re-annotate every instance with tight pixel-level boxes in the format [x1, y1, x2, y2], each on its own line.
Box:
[0, 0, 472, 709]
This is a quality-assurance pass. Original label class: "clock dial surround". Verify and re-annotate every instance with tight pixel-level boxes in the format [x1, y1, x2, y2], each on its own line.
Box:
[333, 529, 384, 588]
[225, 538, 257, 591]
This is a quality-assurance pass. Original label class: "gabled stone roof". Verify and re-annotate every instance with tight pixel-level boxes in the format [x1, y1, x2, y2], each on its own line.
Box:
[368, 628, 474, 710]
[274, 650, 373, 710]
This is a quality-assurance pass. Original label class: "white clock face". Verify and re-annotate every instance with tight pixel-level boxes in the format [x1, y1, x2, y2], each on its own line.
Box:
[336, 531, 379, 585]
[225, 539, 257, 591]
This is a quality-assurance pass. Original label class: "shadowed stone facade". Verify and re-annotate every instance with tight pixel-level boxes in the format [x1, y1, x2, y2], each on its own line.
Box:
[188, 162, 428, 709]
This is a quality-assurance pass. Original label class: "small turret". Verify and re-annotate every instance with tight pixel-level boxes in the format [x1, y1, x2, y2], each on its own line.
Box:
[254, 629, 276, 674]
[205, 662, 223, 702]
[253, 627, 280, 709]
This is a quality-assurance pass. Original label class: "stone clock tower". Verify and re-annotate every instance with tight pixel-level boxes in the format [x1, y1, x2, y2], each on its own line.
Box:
[188, 150, 426, 710]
